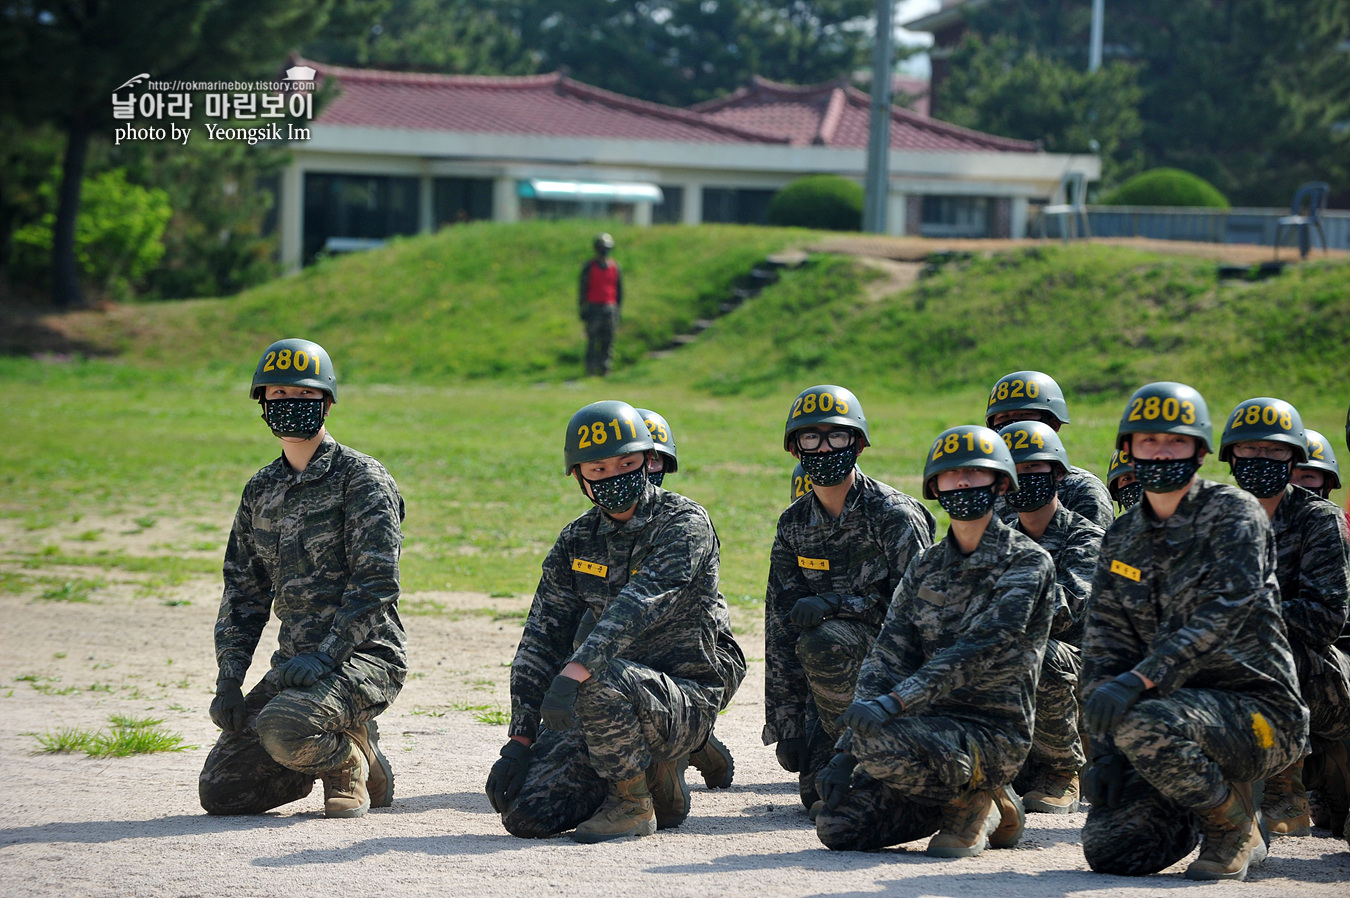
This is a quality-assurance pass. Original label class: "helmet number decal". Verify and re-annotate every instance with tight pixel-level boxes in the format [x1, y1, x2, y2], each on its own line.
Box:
[793, 473, 814, 499]
[989, 377, 1040, 406]
[261, 349, 319, 375]
[1309, 439, 1325, 461]
[1128, 397, 1196, 424]
[1000, 429, 1045, 451]
[932, 431, 996, 460]
[791, 391, 848, 419]
[643, 417, 668, 443]
[576, 418, 639, 449]
[1229, 404, 1293, 430]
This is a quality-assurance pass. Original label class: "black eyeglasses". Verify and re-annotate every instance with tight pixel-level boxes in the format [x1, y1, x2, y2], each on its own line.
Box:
[796, 429, 855, 452]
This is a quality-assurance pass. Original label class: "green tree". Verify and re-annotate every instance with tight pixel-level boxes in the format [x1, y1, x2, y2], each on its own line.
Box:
[941, 34, 1143, 189]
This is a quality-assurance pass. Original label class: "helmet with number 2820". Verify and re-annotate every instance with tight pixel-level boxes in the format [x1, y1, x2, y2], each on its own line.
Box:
[1115, 382, 1212, 452]
[250, 338, 337, 401]
[564, 400, 654, 474]
[985, 370, 1070, 429]
[922, 424, 1019, 499]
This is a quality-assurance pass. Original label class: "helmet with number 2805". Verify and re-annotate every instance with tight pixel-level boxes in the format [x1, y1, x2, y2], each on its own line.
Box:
[250, 338, 337, 401]
[634, 408, 677, 473]
[783, 385, 869, 451]
[985, 370, 1070, 428]
[1219, 397, 1307, 464]
[922, 424, 1019, 499]
[564, 400, 654, 474]
[1115, 382, 1212, 452]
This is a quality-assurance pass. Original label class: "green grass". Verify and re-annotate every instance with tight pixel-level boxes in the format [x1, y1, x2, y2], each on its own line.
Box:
[32, 715, 193, 757]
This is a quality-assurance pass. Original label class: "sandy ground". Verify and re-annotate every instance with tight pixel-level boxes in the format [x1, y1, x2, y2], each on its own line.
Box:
[1, 556, 1347, 898]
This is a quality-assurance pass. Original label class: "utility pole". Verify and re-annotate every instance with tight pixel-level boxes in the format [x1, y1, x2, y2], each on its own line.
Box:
[863, 0, 894, 233]
[1089, 0, 1104, 72]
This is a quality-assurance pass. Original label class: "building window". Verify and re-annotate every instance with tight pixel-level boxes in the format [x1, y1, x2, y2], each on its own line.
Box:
[652, 186, 684, 225]
[434, 178, 494, 227]
[702, 188, 776, 225]
[519, 199, 635, 223]
[303, 174, 419, 263]
[920, 195, 990, 238]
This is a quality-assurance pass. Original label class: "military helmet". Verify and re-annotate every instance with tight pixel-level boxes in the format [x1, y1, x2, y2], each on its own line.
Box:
[250, 338, 337, 401]
[998, 420, 1070, 475]
[563, 400, 653, 474]
[985, 370, 1071, 429]
[1299, 428, 1341, 489]
[594, 233, 615, 251]
[783, 385, 870, 451]
[790, 461, 813, 503]
[1219, 397, 1306, 464]
[634, 408, 677, 473]
[1107, 446, 1135, 500]
[922, 424, 1019, 499]
[1115, 382, 1213, 452]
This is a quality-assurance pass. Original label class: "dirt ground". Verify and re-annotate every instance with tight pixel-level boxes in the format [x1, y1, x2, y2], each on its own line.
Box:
[1, 532, 1347, 898]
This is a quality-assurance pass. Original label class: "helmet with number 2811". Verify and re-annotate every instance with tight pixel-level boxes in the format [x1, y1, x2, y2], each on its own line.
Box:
[783, 385, 869, 451]
[250, 338, 337, 401]
[564, 400, 654, 474]
[1219, 397, 1307, 464]
[1115, 382, 1213, 452]
[985, 370, 1071, 429]
[922, 424, 1019, 499]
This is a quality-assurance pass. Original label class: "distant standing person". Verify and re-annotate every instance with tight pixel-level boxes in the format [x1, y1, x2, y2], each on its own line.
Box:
[579, 233, 623, 377]
[200, 338, 406, 819]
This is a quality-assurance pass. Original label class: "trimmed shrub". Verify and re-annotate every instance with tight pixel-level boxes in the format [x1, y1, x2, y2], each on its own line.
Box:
[1100, 168, 1229, 208]
[766, 175, 863, 230]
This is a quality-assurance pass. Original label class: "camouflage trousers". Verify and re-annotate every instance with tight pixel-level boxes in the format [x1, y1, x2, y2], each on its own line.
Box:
[1082, 686, 1305, 876]
[795, 617, 877, 806]
[817, 715, 1017, 850]
[501, 658, 718, 839]
[1294, 642, 1350, 747]
[199, 663, 397, 815]
[583, 304, 618, 376]
[1027, 639, 1085, 773]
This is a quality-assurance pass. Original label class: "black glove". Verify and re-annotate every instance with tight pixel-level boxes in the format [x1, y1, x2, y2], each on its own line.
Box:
[1084, 672, 1149, 735]
[790, 593, 843, 629]
[277, 651, 335, 689]
[816, 753, 858, 811]
[541, 674, 581, 731]
[486, 740, 533, 813]
[775, 737, 808, 773]
[836, 693, 903, 739]
[1083, 751, 1127, 809]
[209, 677, 246, 731]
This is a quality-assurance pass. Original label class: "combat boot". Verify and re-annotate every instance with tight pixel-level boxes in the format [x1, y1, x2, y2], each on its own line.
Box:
[647, 755, 692, 830]
[1261, 758, 1311, 837]
[689, 731, 734, 789]
[1185, 781, 1267, 881]
[349, 719, 394, 809]
[321, 740, 371, 818]
[1024, 769, 1081, 814]
[572, 774, 657, 843]
[927, 789, 1000, 858]
[990, 784, 1026, 849]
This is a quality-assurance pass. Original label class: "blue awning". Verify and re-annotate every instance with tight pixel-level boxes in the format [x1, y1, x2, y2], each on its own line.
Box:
[518, 179, 664, 203]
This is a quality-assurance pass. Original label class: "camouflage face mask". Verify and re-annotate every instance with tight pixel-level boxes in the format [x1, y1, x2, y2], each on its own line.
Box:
[1232, 457, 1291, 499]
[798, 446, 857, 487]
[580, 466, 647, 513]
[1116, 481, 1144, 509]
[1132, 456, 1200, 494]
[936, 485, 997, 521]
[1007, 472, 1057, 512]
[264, 398, 325, 439]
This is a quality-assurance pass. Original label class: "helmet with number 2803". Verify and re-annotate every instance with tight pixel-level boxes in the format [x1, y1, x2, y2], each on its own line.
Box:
[1115, 382, 1212, 452]
[564, 400, 654, 474]
[985, 370, 1070, 428]
[250, 338, 337, 401]
[634, 408, 677, 473]
[783, 385, 870, 451]
[1218, 397, 1307, 464]
[922, 424, 1019, 499]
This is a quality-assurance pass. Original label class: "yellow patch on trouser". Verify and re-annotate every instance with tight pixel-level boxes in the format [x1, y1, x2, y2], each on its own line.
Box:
[1251, 712, 1275, 750]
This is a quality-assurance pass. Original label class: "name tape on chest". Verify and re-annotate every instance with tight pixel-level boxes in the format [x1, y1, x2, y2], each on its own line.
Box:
[1110, 559, 1142, 582]
[572, 559, 609, 578]
[797, 556, 830, 571]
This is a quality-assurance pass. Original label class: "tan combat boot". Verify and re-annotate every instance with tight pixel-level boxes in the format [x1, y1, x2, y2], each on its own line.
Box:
[572, 774, 657, 843]
[1185, 781, 1267, 881]
[990, 783, 1026, 848]
[321, 740, 371, 818]
[1024, 769, 1081, 814]
[689, 731, 734, 789]
[1262, 758, 1311, 837]
[647, 755, 692, 830]
[927, 789, 1000, 858]
[350, 719, 394, 809]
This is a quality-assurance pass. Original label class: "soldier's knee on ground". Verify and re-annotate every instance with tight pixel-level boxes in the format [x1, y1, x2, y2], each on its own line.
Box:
[501, 804, 561, 839]
[1082, 776, 1200, 876]
[256, 693, 328, 769]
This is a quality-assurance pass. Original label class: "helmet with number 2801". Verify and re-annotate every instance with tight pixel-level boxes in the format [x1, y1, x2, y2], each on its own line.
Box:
[250, 338, 337, 401]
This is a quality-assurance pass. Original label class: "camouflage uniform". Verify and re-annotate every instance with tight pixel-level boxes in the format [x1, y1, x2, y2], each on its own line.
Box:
[817, 515, 1056, 850]
[500, 483, 736, 838]
[199, 436, 407, 814]
[1080, 479, 1309, 876]
[1014, 503, 1104, 775]
[763, 472, 935, 798]
[1270, 485, 1350, 747]
[999, 465, 1115, 530]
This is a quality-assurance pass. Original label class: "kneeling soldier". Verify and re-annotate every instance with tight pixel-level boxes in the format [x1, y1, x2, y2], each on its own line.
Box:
[1081, 382, 1308, 881]
[487, 401, 738, 842]
[814, 425, 1055, 858]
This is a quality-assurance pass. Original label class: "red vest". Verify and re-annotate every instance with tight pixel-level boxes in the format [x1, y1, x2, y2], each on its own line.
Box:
[585, 260, 620, 305]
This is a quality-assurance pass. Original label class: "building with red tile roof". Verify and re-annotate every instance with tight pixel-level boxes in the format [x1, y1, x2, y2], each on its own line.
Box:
[276, 58, 1097, 268]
